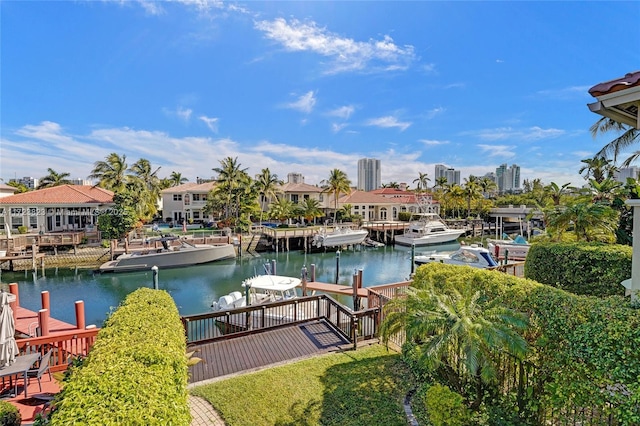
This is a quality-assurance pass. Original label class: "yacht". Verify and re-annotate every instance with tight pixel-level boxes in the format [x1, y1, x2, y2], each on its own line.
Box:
[394, 213, 465, 246]
[414, 244, 499, 269]
[312, 226, 368, 248]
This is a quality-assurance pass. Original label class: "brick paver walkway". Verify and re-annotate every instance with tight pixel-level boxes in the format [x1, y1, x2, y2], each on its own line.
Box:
[190, 395, 225, 426]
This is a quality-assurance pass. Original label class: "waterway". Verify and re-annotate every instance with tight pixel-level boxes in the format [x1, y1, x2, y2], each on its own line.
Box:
[0, 243, 460, 328]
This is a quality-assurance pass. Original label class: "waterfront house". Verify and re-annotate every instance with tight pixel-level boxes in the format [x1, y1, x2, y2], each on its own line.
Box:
[0, 185, 114, 233]
[588, 70, 640, 300]
[337, 190, 408, 221]
[160, 181, 215, 225]
[0, 184, 17, 199]
[370, 188, 441, 215]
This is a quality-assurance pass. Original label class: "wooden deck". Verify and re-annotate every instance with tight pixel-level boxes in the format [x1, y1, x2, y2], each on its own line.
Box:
[187, 319, 351, 385]
[303, 281, 368, 297]
[15, 305, 79, 337]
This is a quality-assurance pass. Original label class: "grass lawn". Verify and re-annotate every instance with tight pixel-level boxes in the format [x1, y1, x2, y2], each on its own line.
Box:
[190, 344, 416, 426]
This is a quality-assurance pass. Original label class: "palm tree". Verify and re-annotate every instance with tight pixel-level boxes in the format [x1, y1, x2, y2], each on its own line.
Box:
[587, 178, 622, 205]
[381, 286, 528, 409]
[39, 168, 71, 188]
[168, 171, 188, 187]
[89, 153, 128, 192]
[321, 169, 352, 223]
[129, 158, 162, 221]
[267, 198, 296, 225]
[413, 172, 430, 193]
[591, 117, 640, 165]
[478, 177, 497, 198]
[578, 157, 616, 184]
[382, 182, 400, 189]
[254, 168, 283, 225]
[545, 182, 572, 206]
[213, 157, 249, 221]
[462, 176, 482, 217]
[299, 198, 323, 225]
[434, 176, 448, 191]
[546, 201, 619, 242]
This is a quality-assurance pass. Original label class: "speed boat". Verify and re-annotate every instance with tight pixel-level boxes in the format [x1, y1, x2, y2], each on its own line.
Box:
[99, 236, 236, 272]
[414, 244, 499, 269]
[211, 274, 301, 311]
[395, 213, 465, 246]
[312, 226, 368, 248]
[486, 234, 530, 261]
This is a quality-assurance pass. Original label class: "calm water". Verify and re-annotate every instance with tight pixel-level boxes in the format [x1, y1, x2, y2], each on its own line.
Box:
[0, 243, 460, 328]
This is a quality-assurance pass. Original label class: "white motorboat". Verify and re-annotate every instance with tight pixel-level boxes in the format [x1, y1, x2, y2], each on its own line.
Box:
[312, 226, 368, 248]
[99, 237, 237, 272]
[394, 213, 465, 246]
[211, 274, 301, 311]
[414, 244, 499, 269]
[486, 234, 530, 260]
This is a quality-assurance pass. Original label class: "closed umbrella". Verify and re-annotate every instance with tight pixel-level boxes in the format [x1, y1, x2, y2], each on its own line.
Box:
[0, 292, 18, 367]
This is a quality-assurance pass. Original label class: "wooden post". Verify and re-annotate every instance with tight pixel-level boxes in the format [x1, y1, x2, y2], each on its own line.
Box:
[38, 309, 49, 336]
[75, 301, 86, 329]
[301, 266, 307, 297]
[41, 290, 50, 312]
[9, 282, 18, 324]
[32, 244, 37, 270]
[358, 269, 363, 289]
[310, 264, 316, 282]
[124, 238, 129, 254]
[352, 271, 359, 311]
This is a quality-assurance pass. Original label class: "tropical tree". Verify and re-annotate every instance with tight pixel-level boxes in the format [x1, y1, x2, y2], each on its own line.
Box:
[544, 182, 572, 206]
[586, 178, 622, 205]
[267, 198, 296, 224]
[168, 171, 188, 187]
[381, 286, 528, 409]
[462, 176, 482, 217]
[212, 157, 249, 221]
[413, 172, 430, 193]
[89, 153, 128, 192]
[6, 181, 28, 193]
[578, 157, 616, 184]
[478, 177, 497, 198]
[443, 184, 465, 218]
[128, 158, 162, 221]
[321, 169, 352, 223]
[382, 182, 400, 189]
[591, 116, 640, 166]
[254, 168, 283, 225]
[434, 176, 448, 191]
[39, 168, 71, 188]
[546, 201, 619, 242]
[299, 198, 323, 224]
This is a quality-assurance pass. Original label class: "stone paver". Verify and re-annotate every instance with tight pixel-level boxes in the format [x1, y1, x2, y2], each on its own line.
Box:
[190, 395, 226, 426]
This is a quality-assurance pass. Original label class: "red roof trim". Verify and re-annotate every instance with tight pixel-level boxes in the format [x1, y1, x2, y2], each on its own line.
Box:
[589, 71, 640, 97]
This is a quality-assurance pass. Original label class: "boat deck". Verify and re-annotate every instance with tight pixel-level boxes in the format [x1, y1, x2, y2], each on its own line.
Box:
[187, 319, 351, 385]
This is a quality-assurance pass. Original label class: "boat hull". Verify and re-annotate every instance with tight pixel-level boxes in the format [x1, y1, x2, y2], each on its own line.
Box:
[395, 229, 465, 246]
[314, 229, 368, 248]
[99, 243, 237, 272]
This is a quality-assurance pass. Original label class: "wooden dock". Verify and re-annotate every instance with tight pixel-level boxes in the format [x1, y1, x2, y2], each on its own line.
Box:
[14, 305, 79, 337]
[302, 281, 368, 298]
[187, 319, 350, 384]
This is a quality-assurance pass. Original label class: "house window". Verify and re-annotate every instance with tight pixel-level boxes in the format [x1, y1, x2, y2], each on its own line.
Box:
[319, 194, 324, 202]
[304, 194, 309, 200]
[291, 194, 299, 203]
[29, 208, 38, 228]
[184, 194, 190, 206]
[0, 208, 4, 228]
[11, 208, 23, 227]
[173, 194, 182, 201]
[354, 206, 359, 210]
[193, 194, 200, 202]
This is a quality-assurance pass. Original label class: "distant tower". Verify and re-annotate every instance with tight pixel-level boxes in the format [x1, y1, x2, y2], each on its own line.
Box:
[434, 164, 460, 186]
[357, 158, 381, 191]
[287, 173, 304, 184]
[496, 164, 520, 193]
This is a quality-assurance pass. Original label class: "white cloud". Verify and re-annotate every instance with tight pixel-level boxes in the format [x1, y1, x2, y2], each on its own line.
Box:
[327, 105, 355, 120]
[365, 116, 411, 132]
[285, 91, 317, 114]
[254, 18, 416, 74]
[199, 115, 219, 133]
[331, 123, 348, 133]
[163, 106, 193, 122]
[470, 126, 565, 141]
[477, 144, 516, 158]
[419, 139, 449, 146]
[425, 107, 445, 119]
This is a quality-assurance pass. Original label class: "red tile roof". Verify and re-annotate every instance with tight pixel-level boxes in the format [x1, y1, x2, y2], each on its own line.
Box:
[279, 182, 323, 193]
[589, 71, 640, 97]
[339, 190, 398, 204]
[0, 185, 113, 205]
[161, 182, 215, 193]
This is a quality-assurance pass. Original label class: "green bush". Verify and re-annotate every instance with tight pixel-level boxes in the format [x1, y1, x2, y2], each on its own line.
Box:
[0, 401, 21, 426]
[398, 212, 414, 221]
[425, 383, 470, 426]
[524, 242, 631, 296]
[17, 226, 28, 234]
[49, 288, 190, 425]
[411, 263, 640, 425]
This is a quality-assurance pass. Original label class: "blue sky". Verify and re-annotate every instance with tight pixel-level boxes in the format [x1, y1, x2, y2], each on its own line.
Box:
[1, 1, 639, 188]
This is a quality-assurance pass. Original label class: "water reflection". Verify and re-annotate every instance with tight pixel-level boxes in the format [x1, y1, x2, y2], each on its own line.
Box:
[0, 243, 460, 328]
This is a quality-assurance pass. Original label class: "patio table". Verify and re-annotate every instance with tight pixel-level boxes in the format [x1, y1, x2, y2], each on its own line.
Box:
[0, 353, 40, 397]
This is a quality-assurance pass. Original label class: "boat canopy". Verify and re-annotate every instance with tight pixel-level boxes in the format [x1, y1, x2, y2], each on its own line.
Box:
[242, 275, 301, 292]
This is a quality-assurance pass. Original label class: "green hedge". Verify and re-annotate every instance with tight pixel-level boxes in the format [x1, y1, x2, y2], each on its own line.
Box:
[524, 242, 631, 296]
[50, 288, 190, 425]
[412, 264, 640, 425]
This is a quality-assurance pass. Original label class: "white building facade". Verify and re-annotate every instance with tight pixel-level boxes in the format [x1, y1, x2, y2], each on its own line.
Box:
[357, 158, 381, 191]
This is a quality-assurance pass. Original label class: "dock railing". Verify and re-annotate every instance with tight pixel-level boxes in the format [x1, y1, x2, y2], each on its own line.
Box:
[16, 328, 99, 373]
[181, 294, 380, 348]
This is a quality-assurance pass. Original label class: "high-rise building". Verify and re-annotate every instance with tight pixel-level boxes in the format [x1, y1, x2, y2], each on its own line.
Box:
[496, 164, 521, 193]
[357, 158, 381, 191]
[15, 177, 39, 189]
[434, 164, 460, 186]
[615, 166, 640, 183]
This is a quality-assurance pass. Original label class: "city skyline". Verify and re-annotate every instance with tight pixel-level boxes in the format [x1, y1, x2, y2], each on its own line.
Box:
[2, 2, 639, 187]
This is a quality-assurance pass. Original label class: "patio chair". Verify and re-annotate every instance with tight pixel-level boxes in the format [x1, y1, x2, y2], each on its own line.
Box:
[25, 349, 53, 392]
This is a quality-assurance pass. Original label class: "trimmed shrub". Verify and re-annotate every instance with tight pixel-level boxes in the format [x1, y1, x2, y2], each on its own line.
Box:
[524, 242, 631, 296]
[425, 383, 470, 426]
[0, 401, 21, 426]
[50, 288, 190, 425]
[398, 212, 414, 222]
[410, 263, 640, 425]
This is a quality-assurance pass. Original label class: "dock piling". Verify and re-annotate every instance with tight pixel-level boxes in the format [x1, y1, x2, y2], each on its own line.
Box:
[75, 301, 85, 330]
